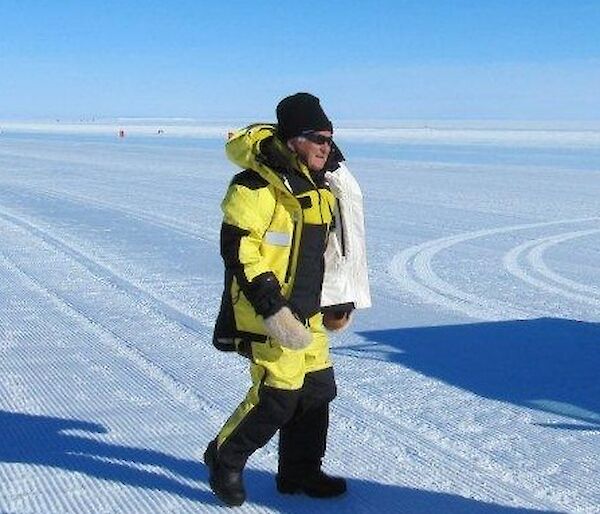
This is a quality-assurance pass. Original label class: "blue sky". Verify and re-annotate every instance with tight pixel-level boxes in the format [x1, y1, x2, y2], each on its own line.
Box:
[1, 0, 599, 120]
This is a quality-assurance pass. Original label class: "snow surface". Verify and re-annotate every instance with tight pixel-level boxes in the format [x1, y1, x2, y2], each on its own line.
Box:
[0, 122, 599, 513]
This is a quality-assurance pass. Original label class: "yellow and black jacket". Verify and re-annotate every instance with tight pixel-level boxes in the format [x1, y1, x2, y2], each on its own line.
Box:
[213, 125, 341, 351]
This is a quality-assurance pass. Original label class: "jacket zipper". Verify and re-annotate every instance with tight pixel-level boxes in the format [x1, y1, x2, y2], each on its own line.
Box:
[285, 214, 298, 283]
[316, 188, 323, 223]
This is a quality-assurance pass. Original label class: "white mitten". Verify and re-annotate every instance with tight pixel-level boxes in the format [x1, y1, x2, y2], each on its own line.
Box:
[263, 306, 312, 350]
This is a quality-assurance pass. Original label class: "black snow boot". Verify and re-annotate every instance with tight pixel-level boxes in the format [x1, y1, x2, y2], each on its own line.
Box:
[276, 470, 347, 498]
[204, 440, 246, 507]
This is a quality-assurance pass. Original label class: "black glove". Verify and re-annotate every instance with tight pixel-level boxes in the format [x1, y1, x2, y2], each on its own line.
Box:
[245, 272, 286, 318]
[322, 303, 355, 332]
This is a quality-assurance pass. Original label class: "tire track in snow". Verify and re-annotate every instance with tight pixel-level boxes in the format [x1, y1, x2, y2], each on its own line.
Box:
[0, 249, 207, 415]
[531, 232, 600, 298]
[0, 209, 212, 332]
[503, 228, 600, 308]
[0, 212, 218, 415]
[0, 182, 219, 245]
[390, 217, 600, 320]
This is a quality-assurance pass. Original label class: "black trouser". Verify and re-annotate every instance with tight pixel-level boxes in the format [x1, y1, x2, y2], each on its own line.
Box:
[216, 367, 337, 475]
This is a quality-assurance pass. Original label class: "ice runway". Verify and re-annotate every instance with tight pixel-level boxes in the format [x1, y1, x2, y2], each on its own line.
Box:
[1, 123, 599, 513]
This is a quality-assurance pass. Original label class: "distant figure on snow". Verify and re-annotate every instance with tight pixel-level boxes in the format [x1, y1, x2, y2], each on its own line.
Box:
[204, 92, 371, 507]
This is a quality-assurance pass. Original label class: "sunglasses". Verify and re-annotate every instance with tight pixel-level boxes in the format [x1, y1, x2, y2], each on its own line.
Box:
[301, 131, 333, 146]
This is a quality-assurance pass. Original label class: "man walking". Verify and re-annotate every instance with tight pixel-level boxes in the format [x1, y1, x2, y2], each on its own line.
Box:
[205, 93, 361, 506]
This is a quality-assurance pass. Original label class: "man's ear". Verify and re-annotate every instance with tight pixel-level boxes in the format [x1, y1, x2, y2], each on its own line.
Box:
[286, 138, 297, 152]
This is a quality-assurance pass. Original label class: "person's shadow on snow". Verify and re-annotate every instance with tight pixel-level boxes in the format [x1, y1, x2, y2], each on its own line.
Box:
[338, 317, 600, 430]
[1, 410, 560, 512]
[0, 410, 215, 504]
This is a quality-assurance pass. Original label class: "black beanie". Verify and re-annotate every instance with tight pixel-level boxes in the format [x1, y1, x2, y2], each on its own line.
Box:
[276, 92, 333, 141]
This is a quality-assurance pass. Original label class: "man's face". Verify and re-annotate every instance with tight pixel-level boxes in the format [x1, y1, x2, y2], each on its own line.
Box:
[289, 130, 333, 173]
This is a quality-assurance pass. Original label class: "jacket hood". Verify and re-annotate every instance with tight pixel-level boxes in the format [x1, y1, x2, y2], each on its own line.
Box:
[225, 124, 301, 193]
